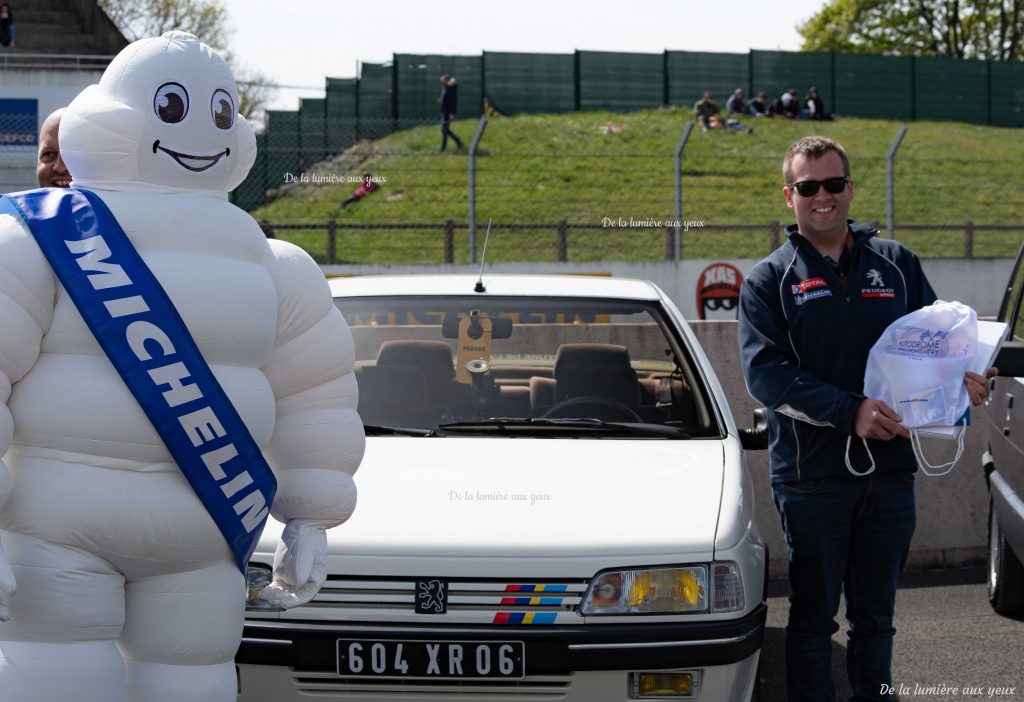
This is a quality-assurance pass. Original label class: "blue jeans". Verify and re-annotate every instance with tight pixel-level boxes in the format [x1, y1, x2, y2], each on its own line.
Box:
[440, 116, 463, 151]
[773, 472, 916, 702]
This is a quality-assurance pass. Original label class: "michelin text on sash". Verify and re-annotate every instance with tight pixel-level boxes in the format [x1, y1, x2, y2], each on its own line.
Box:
[67, 234, 269, 533]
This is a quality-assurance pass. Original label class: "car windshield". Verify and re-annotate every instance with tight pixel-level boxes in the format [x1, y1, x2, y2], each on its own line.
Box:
[336, 294, 720, 438]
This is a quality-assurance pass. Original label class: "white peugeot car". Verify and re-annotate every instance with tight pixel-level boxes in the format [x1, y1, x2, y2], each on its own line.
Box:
[237, 274, 768, 701]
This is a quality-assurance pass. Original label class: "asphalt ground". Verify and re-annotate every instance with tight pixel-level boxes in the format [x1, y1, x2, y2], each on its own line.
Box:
[760, 568, 1024, 702]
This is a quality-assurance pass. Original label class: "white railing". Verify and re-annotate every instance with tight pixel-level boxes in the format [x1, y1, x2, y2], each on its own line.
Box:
[0, 52, 114, 71]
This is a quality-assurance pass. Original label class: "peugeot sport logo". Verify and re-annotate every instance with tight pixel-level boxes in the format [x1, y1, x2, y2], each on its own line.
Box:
[867, 269, 884, 286]
[415, 579, 449, 614]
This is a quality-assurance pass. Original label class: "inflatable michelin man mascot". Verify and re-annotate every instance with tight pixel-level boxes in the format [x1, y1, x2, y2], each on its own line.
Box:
[0, 32, 363, 701]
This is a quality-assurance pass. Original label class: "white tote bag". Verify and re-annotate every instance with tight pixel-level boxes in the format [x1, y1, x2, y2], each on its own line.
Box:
[862, 300, 977, 476]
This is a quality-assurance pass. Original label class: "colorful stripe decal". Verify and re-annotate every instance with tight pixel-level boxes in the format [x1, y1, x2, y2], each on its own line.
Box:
[492, 612, 559, 625]
[499, 597, 563, 606]
[504, 584, 569, 593]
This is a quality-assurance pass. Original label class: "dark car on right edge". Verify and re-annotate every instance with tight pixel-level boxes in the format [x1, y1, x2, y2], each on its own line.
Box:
[981, 242, 1024, 617]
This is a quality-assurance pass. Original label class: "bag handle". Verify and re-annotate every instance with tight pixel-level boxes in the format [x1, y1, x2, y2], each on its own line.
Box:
[844, 435, 876, 477]
[910, 424, 966, 477]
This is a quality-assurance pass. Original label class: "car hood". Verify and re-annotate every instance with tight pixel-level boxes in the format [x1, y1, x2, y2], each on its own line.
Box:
[257, 437, 726, 562]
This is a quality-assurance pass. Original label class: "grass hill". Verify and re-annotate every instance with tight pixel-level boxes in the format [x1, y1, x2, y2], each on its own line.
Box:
[250, 109, 1023, 264]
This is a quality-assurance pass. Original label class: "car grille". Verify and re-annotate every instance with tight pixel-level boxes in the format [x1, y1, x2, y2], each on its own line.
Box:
[299, 575, 590, 625]
[290, 670, 574, 696]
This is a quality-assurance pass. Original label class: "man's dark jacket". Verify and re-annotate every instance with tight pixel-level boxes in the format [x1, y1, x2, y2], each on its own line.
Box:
[441, 81, 458, 116]
[738, 221, 937, 484]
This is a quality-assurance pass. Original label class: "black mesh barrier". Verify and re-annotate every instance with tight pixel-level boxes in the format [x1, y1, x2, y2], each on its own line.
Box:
[751, 50, 833, 114]
[326, 115, 357, 155]
[266, 110, 301, 181]
[915, 56, 989, 125]
[326, 78, 358, 117]
[988, 60, 1024, 128]
[326, 79, 359, 152]
[482, 51, 575, 115]
[666, 51, 749, 108]
[231, 132, 268, 211]
[394, 54, 483, 121]
[300, 98, 327, 168]
[834, 54, 913, 120]
[577, 51, 664, 111]
[358, 63, 394, 120]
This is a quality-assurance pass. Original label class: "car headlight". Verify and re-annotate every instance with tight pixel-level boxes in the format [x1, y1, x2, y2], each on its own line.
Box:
[579, 563, 744, 615]
[245, 563, 282, 611]
[580, 566, 708, 614]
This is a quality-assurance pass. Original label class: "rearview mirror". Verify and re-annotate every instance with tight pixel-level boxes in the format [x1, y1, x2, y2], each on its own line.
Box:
[442, 315, 513, 339]
[740, 408, 769, 451]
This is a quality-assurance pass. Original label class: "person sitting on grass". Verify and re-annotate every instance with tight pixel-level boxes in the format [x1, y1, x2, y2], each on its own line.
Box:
[340, 173, 379, 208]
[694, 91, 753, 134]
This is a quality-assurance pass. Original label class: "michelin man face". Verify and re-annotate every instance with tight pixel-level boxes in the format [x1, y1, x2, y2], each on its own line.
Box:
[61, 31, 256, 192]
[151, 80, 235, 172]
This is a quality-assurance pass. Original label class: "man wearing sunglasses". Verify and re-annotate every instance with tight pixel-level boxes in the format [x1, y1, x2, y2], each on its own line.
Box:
[737, 136, 993, 701]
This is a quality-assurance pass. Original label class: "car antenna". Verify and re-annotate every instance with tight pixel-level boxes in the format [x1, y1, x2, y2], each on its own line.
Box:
[474, 217, 493, 293]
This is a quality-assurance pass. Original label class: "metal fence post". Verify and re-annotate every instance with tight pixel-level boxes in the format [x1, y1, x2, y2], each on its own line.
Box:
[965, 221, 974, 258]
[674, 121, 695, 261]
[665, 225, 674, 260]
[887, 125, 908, 240]
[444, 219, 455, 264]
[557, 220, 568, 262]
[326, 219, 337, 264]
[770, 221, 781, 251]
[468, 116, 489, 264]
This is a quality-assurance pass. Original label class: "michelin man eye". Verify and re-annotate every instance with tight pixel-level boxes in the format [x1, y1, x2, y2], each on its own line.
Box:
[154, 82, 189, 123]
[211, 89, 235, 130]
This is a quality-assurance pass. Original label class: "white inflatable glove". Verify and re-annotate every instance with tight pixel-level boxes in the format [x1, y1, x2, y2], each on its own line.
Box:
[0, 543, 15, 622]
[260, 519, 328, 609]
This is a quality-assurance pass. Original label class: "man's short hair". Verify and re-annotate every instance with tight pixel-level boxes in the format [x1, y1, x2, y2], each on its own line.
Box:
[782, 136, 851, 185]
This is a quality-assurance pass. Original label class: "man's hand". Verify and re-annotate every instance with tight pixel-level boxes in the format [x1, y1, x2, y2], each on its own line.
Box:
[259, 519, 328, 609]
[855, 398, 910, 441]
[0, 545, 15, 622]
[965, 368, 998, 406]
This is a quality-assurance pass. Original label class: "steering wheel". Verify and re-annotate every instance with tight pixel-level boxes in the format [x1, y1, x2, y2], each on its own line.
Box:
[541, 395, 644, 423]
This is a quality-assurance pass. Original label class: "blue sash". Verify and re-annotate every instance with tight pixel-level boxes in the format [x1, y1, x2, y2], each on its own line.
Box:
[1, 188, 276, 572]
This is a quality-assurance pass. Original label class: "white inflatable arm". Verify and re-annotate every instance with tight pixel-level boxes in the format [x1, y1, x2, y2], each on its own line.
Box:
[0, 213, 57, 620]
[259, 240, 364, 608]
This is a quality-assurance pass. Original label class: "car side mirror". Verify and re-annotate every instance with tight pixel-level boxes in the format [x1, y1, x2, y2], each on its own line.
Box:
[994, 340, 1024, 378]
[740, 407, 769, 450]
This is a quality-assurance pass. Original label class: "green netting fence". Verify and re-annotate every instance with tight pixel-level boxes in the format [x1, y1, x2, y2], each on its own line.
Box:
[666, 51, 749, 107]
[577, 51, 664, 111]
[483, 51, 575, 115]
[394, 54, 483, 121]
[232, 48, 1024, 212]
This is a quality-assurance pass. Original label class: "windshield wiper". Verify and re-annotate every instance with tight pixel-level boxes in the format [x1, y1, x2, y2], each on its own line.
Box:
[362, 424, 435, 437]
[437, 418, 690, 438]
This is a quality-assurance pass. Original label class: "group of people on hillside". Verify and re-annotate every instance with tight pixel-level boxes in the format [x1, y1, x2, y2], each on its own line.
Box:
[695, 86, 834, 131]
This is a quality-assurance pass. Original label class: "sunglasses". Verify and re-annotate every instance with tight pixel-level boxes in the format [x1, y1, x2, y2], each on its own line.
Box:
[704, 298, 737, 311]
[787, 176, 850, 197]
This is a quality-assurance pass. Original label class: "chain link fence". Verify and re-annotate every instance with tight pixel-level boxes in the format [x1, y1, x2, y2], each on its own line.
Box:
[246, 116, 1024, 264]
[2, 104, 1020, 264]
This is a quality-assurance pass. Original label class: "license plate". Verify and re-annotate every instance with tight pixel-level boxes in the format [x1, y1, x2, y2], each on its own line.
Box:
[337, 638, 525, 679]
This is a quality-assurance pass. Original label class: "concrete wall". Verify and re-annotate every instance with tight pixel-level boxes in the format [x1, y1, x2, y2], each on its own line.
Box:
[691, 321, 990, 578]
[323, 256, 1017, 318]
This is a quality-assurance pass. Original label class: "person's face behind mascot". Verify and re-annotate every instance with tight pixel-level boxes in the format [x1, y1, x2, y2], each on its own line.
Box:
[60, 31, 256, 193]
